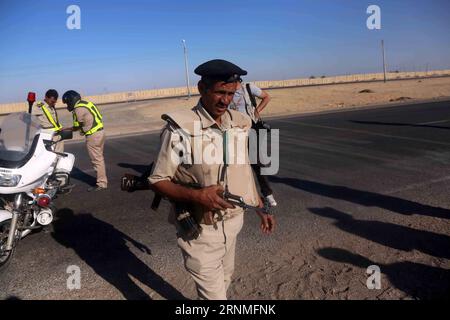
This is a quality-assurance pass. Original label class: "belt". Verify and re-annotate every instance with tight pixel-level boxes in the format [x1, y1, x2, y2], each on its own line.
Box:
[86, 127, 104, 136]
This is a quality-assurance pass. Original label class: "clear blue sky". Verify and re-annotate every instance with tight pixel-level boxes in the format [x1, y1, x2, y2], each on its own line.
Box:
[0, 0, 449, 103]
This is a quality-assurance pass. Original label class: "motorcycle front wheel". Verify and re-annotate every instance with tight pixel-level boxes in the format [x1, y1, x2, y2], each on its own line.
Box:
[0, 219, 15, 272]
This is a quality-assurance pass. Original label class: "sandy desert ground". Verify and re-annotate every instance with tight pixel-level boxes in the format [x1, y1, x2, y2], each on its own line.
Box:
[264, 76, 450, 116]
[2, 77, 449, 139]
[60, 77, 450, 139]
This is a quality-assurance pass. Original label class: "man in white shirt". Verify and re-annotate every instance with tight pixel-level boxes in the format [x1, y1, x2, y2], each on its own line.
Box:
[229, 80, 277, 207]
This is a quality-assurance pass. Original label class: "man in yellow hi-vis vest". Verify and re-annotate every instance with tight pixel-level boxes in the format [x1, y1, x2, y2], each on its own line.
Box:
[33, 89, 64, 153]
[62, 90, 107, 192]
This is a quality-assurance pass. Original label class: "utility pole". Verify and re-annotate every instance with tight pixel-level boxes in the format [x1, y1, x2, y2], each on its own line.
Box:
[381, 40, 387, 83]
[182, 39, 191, 99]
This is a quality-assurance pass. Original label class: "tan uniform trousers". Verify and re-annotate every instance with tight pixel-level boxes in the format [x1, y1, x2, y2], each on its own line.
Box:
[53, 139, 64, 153]
[177, 212, 244, 300]
[86, 131, 107, 188]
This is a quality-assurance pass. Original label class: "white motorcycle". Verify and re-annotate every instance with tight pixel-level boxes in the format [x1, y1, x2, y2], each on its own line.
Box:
[0, 112, 75, 271]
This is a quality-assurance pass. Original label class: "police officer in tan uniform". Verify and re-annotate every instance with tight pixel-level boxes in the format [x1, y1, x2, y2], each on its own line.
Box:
[33, 89, 64, 153]
[62, 90, 107, 192]
[148, 59, 275, 300]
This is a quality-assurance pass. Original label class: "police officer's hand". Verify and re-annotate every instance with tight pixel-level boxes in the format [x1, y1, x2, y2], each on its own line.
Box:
[194, 185, 235, 212]
[254, 108, 261, 120]
[257, 197, 275, 234]
[257, 211, 275, 234]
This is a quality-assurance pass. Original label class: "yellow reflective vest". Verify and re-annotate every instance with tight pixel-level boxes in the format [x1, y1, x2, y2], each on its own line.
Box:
[72, 100, 104, 136]
[36, 101, 63, 131]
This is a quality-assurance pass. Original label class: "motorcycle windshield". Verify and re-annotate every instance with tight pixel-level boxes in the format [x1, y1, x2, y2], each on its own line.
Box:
[0, 113, 41, 163]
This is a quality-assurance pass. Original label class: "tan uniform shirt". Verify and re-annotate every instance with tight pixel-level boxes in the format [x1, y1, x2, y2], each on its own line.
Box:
[74, 107, 94, 134]
[149, 101, 260, 224]
[31, 101, 64, 152]
[32, 101, 60, 130]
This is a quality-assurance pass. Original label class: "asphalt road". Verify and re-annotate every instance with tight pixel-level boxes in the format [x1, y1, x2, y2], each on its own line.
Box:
[1, 100, 450, 300]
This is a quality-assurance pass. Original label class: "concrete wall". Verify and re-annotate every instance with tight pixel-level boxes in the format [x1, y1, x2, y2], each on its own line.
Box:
[1, 69, 449, 115]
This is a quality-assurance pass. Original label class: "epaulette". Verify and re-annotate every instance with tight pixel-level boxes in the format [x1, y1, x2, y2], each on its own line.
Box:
[161, 107, 202, 137]
[35, 101, 45, 108]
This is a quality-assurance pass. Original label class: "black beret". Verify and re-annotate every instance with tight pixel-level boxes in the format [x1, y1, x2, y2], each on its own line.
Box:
[194, 59, 247, 82]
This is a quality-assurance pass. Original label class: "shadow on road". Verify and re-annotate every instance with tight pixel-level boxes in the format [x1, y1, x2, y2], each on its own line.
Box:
[309, 207, 450, 259]
[350, 120, 450, 130]
[118, 163, 151, 176]
[51, 208, 186, 300]
[70, 167, 97, 187]
[269, 176, 450, 220]
[318, 247, 450, 300]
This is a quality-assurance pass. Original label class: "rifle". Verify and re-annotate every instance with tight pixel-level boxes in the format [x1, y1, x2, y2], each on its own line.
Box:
[222, 186, 272, 215]
[121, 170, 271, 240]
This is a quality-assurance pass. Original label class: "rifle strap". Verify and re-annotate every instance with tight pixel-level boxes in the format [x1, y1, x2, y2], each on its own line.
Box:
[246, 83, 258, 108]
[219, 130, 228, 185]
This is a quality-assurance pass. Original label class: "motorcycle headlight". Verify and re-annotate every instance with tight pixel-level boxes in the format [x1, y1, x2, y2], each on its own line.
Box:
[0, 173, 22, 187]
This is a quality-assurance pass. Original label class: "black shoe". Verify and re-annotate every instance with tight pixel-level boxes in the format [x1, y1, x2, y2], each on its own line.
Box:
[121, 174, 139, 192]
[87, 186, 107, 192]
